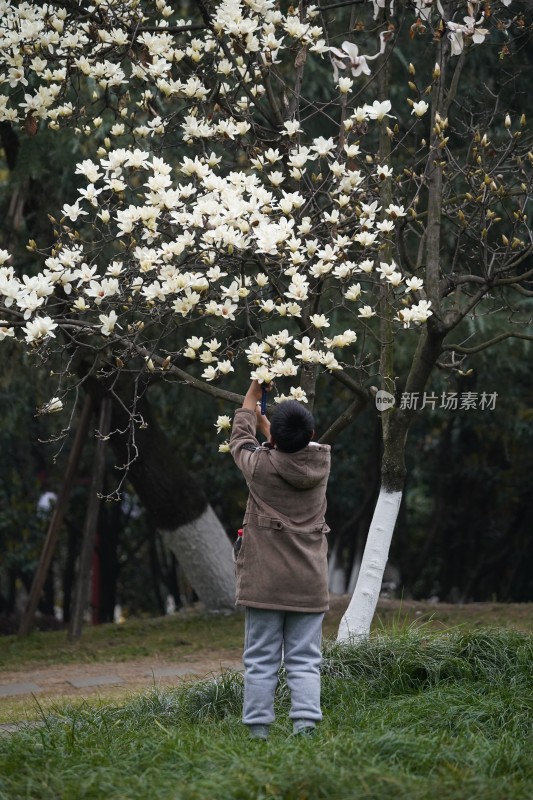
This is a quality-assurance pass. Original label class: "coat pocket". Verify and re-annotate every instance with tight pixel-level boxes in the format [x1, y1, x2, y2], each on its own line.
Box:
[244, 516, 329, 607]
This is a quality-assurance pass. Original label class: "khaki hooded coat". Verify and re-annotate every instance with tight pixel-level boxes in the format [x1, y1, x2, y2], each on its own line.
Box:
[230, 408, 331, 612]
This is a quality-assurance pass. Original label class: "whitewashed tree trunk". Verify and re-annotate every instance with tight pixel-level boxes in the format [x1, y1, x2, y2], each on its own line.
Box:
[337, 488, 402, 642]
[161, 504, 236, 611]
[336, 29, 406, 644]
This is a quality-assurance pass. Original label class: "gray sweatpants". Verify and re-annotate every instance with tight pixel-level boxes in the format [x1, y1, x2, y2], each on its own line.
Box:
[242, 607, 324, 726]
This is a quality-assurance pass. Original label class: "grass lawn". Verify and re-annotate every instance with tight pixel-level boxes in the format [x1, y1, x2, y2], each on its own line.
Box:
[0, 627, 531, 800]
[1, 601, 532, 800]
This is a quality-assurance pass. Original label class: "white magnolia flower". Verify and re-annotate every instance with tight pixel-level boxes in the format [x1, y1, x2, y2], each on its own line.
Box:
[345, 283, 362, 301]
[411, 300, 433, 322]
[358, 259, 374, 274]
[405, 277, 424, 292]
[376, 164, 393, 180]
[325, 330, 357, 348]
[447, 14, 489, 57]
[0, 325, 15, 341]
[206, 266, 228, 282]
[287, 386, 307, 403]
[274, 387, 308, 403]
[260, 299, 276, 313]
[361, 201, 381, 221]
[310, 314, 330, 329]
[354, 231, 378, 247]
[333, 262, 354, 279]
[218, 360, 234, 375]
[271, 358, 298, 377]
[62, 200, 88, 222]
[310, 136, 336, 157]
[85, 278, 120, 305]
[75, 160, 103, 184]
[99, 310, 118, 336]
[377, 261, 397, 277]
[396, 308, 414, 328]
[22, 316, 58, 344]
[202, 365, 218, 381]
[329, 35, 386, 81]
[386, 204, 406, 219]
[266, 329, 293, 347]
[72, 297, 89, 312]
[344, 143, 360, 158]
[245, 342, 268, 366]
[283, 120, 303, 136]
[218, 441, 231, 453]
[268, 171, 285, 187]
[250, 365, 274, 383]
[364, 99, 393, 121]
[358, 305, 376, 319]
[386, 271, 404, 287]
[412, 100, 429, 117]
[376, 220, 395, 234]
[321, 352, 342, 371]
[338, 77, 353, 94]
[39, 397, 63, 414]
[17, 290, 44, 319]
[285, 275, 309, 302]
[215, 415, 232, 434]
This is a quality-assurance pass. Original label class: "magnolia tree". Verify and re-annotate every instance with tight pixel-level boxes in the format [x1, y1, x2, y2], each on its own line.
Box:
[0, 0, 532, 635]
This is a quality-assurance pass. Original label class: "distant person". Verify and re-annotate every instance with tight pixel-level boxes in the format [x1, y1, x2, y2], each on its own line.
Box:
[230, 380, 331, 740]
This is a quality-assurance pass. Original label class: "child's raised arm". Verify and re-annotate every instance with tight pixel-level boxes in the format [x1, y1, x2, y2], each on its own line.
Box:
[242, 379, 264, 411]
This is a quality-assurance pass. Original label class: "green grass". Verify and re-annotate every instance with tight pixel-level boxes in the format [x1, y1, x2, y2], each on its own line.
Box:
[0, 609, 245, 671]
[0, 628, 531, 800]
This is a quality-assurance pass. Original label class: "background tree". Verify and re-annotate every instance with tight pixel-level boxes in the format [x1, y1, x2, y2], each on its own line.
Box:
[0, 0, 532, 634]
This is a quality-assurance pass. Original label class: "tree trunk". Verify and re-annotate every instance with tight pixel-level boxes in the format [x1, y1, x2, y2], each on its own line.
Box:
[69, 398, 112, 639]
[160, 504, 236, 611]
[337, 411, 407, 641]
[84, 379, 236, 611]
[338, 18, 405, 643]
[18, 395, 93, 636]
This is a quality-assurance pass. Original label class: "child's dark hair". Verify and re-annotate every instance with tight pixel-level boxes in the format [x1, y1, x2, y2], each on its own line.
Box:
[270, 400, 315, 453]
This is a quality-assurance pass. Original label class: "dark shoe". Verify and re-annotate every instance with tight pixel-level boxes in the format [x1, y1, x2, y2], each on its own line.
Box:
[292, 720, 316, 737]
[248, 724, 269, 740]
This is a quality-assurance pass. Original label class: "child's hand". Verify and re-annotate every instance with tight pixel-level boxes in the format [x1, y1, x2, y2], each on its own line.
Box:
[243, 380, 273, 411]
[247, 379, 264, 403]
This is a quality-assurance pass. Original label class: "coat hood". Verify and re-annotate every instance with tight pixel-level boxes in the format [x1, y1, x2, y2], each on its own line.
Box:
[268, 443, 331, 490]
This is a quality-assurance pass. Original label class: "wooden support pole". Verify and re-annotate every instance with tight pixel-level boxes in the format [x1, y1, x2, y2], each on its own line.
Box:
[68, 397, 112, 640]
[18, 395, 93, 637]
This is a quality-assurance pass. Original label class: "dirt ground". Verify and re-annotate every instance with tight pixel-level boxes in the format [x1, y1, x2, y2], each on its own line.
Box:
[0, 650, 243, 700]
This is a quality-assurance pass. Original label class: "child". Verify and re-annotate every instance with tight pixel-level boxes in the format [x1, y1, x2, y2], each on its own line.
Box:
[230, 380, 331, 740]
